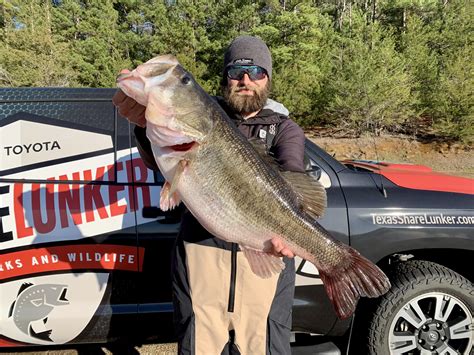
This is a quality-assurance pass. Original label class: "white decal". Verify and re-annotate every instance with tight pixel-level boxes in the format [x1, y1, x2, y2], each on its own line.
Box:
[0, 149, 161, 250]
[0, 120, 113, 173]
[295, 256, 323, 286]
[0, 273, 109, 345]
[370, 212, 474, 226]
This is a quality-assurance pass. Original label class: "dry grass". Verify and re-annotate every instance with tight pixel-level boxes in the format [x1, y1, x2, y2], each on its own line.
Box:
[306, 132, 474, 178]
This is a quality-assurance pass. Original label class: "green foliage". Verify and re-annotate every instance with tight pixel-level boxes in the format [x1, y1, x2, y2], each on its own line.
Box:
[253, 4, 335, 126]
[0, 0, 471, 142]
[399, 14, 438, 113]
[431, 44, 473, 144]
[52, 0, 129, 87]
[114, 0, 169, 66]
[326, 13, 415, 134]
[429, 0, 473, 143]
[1, 0, 77, 86]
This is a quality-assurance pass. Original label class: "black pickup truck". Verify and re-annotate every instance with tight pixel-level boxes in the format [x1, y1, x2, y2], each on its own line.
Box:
[0, 88, 473, 354]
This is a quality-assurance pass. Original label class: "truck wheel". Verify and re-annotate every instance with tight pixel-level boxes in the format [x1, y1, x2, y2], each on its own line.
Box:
[366, 260, 474, 355]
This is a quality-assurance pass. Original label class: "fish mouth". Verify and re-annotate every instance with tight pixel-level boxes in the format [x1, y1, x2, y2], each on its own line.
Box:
[160, 140, 199, 156]
[168, 141, 197, 152]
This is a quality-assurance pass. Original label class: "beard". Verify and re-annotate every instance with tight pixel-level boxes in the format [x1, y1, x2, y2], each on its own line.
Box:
[222, 80, 271, 116]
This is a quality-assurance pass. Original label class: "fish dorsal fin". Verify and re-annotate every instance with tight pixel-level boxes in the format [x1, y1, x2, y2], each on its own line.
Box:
[240, 246, 285, 278]
[18, 282, 33, 296]
[280, 171, 327, 218]
[248, 137, 327, 218]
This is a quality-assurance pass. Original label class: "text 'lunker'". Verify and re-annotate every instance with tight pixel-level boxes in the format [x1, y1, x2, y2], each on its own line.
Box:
[0, 157, 153, 242]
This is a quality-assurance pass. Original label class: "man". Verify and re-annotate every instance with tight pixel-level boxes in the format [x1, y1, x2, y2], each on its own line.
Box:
[113, 35, 306, 354]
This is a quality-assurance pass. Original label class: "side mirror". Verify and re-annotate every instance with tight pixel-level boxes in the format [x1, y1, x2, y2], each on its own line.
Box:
[307, 165, 322, 180]
[303, 153, 322, 180]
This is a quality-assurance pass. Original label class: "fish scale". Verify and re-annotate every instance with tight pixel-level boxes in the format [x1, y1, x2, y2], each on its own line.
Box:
[116, 55, 391, 319]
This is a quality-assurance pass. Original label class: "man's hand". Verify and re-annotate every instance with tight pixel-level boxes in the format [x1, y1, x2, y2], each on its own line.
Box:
[269, 237, 295, 258]
[112, 69, 147, 128]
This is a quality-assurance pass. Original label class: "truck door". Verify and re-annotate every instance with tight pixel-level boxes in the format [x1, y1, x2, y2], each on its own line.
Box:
[0, 88, 141, 347]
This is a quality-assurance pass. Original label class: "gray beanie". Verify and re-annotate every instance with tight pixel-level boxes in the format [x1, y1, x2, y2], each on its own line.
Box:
[223, 35, 272, 80]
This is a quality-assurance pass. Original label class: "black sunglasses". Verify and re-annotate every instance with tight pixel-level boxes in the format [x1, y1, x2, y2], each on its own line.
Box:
[227, 65, 267, 81]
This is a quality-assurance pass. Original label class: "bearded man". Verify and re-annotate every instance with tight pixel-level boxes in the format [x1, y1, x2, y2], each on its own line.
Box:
[113, 35, 306, 355]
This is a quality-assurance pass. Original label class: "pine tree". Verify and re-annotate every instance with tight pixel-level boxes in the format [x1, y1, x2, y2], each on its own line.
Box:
[53, 0, 128, 87]
[114, 0, 169, 67]
[253, 3, 336, 126]
[399, 14, 438, 114]
[0, 0, 77, 86]
[156, 0, 216, 90]
[432, 44, 473, 143]
[326, 11, 416, 134]
[430, 0, 473, 143]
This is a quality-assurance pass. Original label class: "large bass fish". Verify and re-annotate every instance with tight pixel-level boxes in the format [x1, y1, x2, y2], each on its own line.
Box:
[117, 55, 390, 319]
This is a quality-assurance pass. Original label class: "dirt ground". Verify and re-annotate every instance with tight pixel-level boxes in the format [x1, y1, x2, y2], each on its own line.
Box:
[306, 131, 474, 178]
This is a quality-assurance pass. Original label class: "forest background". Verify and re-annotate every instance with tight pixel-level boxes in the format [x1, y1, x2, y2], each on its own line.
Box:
[0, 0, 472, 145]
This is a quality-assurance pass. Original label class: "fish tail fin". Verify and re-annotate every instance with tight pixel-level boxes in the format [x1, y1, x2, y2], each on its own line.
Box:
[319, 247, 391, 319]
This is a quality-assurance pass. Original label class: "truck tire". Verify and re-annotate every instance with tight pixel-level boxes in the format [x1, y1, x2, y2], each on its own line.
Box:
[366, 260, 474, 355]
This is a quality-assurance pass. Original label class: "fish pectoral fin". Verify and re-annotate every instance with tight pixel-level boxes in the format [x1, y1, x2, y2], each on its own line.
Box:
[169, 160, 187, 196]
[241, 246, 285, 279]
[280, 171, 327, 218]
[160, 181, 182, 212]
[160, 160, 188, 211]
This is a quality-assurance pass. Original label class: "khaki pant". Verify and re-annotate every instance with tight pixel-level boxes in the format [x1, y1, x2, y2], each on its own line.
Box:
[185, 242, 280, 355]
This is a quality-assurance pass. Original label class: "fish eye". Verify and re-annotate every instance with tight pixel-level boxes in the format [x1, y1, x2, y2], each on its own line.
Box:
[181, 75, 192, 85]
